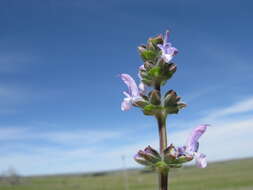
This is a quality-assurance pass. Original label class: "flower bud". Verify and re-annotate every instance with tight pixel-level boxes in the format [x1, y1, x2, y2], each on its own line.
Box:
[177, 155, 193, 163]
[149, 90, 161, 105]
[164, 144, 177, 163]
[144, 61, 153, 70]
[156, 61, 177, 84]
[139, 70, 149, 79]
[146, 34, 163, 51]
[168, 63, 177, 73]
[140, 150, 160, 163]
[163, 90, 187, 114]
[177, 102, 187, 110]
[134, 146, 162, 167]
[164, 90, 177, 105]
[134, 154, 151, 166]
[161, 144, 195, 167]
[148, 34, 163, 48]
[137, 45, 147, 54]
[164, 63, 177, 77]
[144, 145, 161, 159]
[147, 39, 156, 50]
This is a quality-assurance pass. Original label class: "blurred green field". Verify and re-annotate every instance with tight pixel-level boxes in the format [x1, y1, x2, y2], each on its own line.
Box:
[0, 158, 252, 190]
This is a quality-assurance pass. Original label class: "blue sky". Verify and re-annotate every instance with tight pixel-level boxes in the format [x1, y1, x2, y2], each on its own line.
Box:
[0, 0, 253, 175]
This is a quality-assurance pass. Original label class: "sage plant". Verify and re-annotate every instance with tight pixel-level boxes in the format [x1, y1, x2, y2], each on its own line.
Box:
[120, 30, 209, 190]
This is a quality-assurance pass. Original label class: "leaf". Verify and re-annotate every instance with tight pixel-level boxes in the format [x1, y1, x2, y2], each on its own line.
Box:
[144, 104, 157, 112]
[143, 104, 162, 115]
[141, 50, 157, 61]
[148, 66, 161, 77]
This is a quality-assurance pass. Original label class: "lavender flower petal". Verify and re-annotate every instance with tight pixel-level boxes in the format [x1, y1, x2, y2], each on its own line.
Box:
[195, 153, 207, 168]
[162, 53, 173, 63]
[164, 30, 170, 44]
[139, 64, 145, 71]
[157, 30, 178, 63]
[186, 125, 208, 153]
[120, 74, 139, 97]
[121, 97, 132, 111]
[137, 65, 146, 93]
[138, 82, 145, 93]
[138, 64, 145, 80]
[177, 146, 186, 156]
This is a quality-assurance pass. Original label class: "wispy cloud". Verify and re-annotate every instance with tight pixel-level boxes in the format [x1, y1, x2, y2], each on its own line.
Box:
[202, 96, 253, 122]
[0, 127, 28, 141]
[2, 114, 252, 175]
[184, 85, 221, 103]
[44, 130, 123, 145]
[0, 127, 124, 145]
[0, 84, 64, 115]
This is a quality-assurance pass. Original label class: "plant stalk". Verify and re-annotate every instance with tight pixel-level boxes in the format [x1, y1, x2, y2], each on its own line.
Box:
[156, 114, 168, 190]
[155, 84, 168, 190]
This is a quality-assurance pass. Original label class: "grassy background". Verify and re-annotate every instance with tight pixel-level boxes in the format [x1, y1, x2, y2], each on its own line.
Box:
[0, 158, 252, 190]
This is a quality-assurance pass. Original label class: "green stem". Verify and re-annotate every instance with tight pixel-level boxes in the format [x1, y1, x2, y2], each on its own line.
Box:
[155, 84, 169, 190]
[156, 114, 168, 190]
[156, 115, 167, 154]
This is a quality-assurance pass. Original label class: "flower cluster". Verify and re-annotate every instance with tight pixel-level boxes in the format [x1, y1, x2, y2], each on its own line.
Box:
[134, 125, 208, 171]
[120, 31, 186, 115]
[120, 73, 186, 115]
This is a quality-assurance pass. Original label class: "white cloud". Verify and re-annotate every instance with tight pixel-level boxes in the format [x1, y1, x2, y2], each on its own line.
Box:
[0, 127, 123, 145]
[97, 116, 253, 172]
[2, 115, 252, 176]
[202, 96, 253, 122]
[44, 130, 123, 145]
[85, 97, 253, 172]
[184, 85, 221, 103]
[0, 127, 126, 175]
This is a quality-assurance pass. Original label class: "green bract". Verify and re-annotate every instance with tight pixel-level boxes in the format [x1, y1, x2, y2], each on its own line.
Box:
[162, 90, 187, 114]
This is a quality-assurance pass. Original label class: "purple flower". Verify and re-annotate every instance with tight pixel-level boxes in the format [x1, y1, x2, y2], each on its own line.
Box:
[187, 125, 208, 168]
[187, 125, 209, 168]
[178, 125, 209, 168]
[120, 74, 144, 111]
[157, 30, 178, 63]
[186, 125, 208, 153]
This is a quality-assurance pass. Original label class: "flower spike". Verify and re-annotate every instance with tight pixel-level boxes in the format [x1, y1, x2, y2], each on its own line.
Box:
[119, 30, 211, 190]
